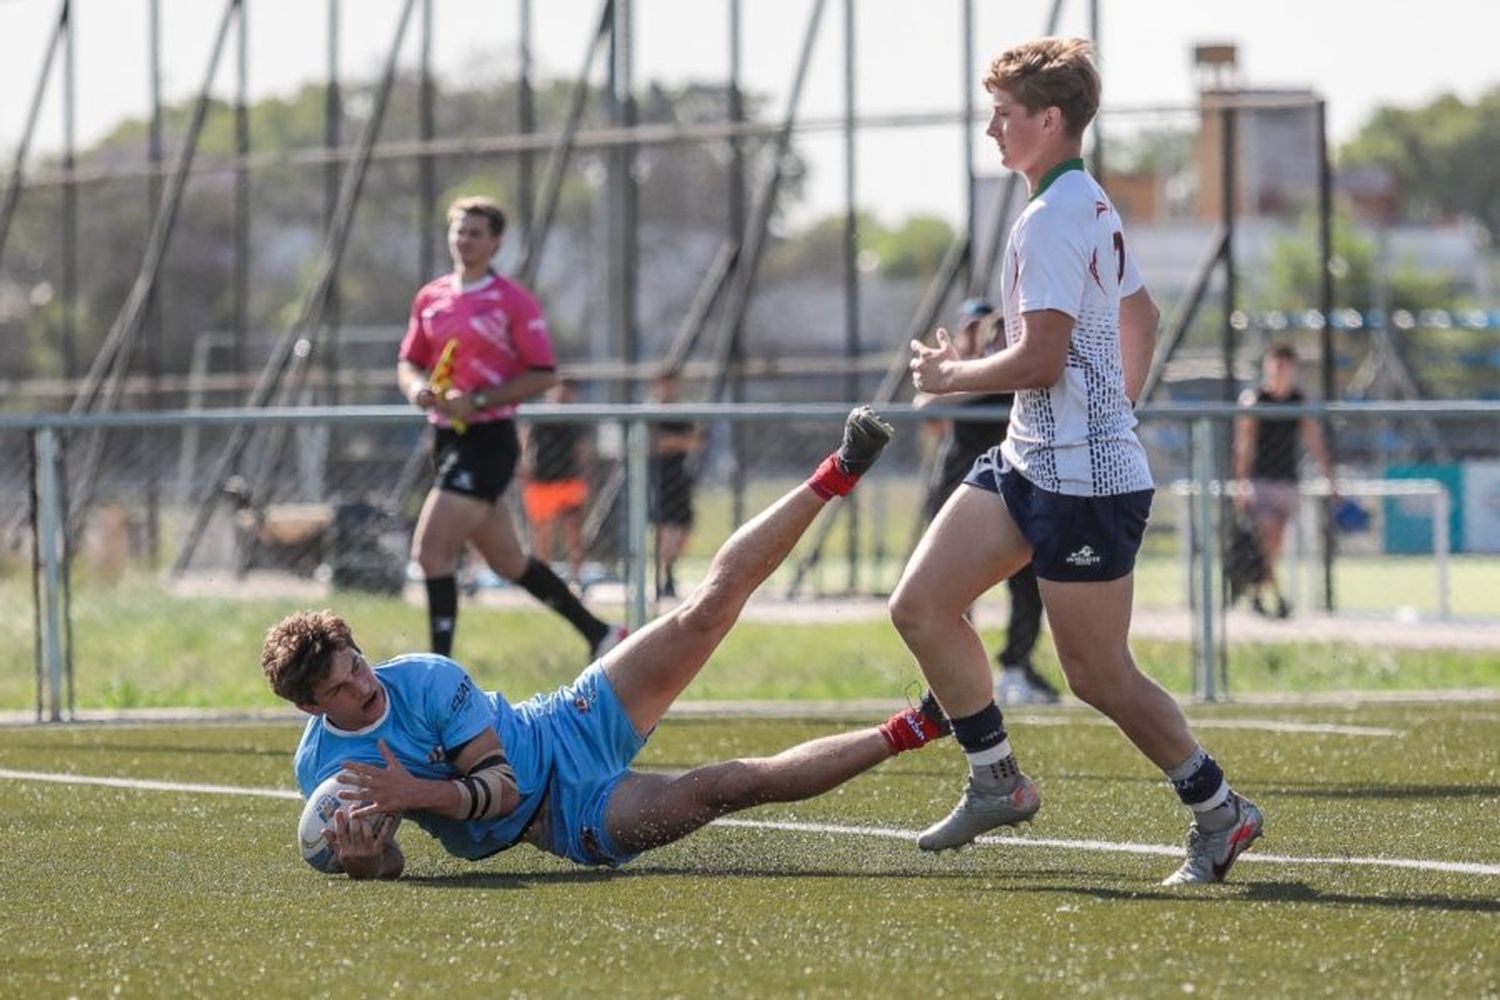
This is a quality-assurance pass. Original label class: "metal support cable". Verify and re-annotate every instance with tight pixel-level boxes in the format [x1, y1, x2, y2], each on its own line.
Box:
[69, 0, 240, 418]
[63, 0, 240, 543]
[516, 0, 615, 286]
[705, 0, 828, 404]
[785, 230, 969, 598]
[172, 0, 419, 576]
[234, 0, 419, 572]
[1138, 227, 1228, 404]
[0, 0, 68, 272]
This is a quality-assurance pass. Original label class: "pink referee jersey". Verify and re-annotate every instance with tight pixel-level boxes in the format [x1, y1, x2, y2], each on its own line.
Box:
[398, 271, 557, 425]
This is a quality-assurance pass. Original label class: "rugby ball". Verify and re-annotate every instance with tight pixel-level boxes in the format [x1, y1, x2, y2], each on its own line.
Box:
[297, 774, 401, 873]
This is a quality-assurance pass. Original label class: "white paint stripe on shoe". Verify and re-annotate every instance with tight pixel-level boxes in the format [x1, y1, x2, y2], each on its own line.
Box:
[2, 767, 1494, 878]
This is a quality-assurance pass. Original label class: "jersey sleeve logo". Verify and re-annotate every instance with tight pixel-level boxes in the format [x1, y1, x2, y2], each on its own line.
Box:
[1088, 247, 1105, 292]
[450, 678, 473, 714]
[1095, 200, 1109, 218]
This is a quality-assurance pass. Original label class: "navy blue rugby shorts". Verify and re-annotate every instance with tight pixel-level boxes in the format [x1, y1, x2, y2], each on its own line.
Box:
[963, 448, 1153, 583]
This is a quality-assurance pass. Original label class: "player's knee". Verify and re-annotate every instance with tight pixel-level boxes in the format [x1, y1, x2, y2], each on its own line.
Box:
[1057, 664, 1105, 709]
[674, 578, 739, 637]
[1054, 652, 1131, 712]
[410, 539, 453, 575]
[708, 759, 766, 811]
[888, 584, 936, 642]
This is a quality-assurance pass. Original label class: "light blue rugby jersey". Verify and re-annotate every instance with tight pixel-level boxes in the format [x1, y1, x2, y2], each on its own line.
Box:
[293, 654, 551, 859]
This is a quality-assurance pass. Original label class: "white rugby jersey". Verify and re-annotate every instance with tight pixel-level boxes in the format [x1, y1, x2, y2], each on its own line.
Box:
[998, 159, 1155, 497]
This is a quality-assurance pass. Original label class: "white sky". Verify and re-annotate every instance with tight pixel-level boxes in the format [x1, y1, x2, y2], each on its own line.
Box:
[2, 0, 1497, 227]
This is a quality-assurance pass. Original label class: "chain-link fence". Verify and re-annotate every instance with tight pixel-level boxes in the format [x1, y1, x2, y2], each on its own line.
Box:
[5, 400, 1499, 719]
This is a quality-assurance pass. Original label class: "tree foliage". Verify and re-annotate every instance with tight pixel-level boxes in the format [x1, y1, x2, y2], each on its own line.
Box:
[1341, 87, 1500, 244]
[0, 72, 795, 382]
[1261, 211, 1457, 315]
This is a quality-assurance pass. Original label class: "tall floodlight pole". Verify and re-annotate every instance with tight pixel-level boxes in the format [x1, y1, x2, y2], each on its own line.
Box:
[841, 0, 861, 591]
[961, 0, 975, 288]
[1089, 0, 1104, 181]
[518, 0, 536, 234]
[727, 0, 747, 528]
[325, 0, 342, 406]
[1316, 98, 1336, 613]
[419, 0, 436, 283]
[146, 0, 164, 564]
[234, 0, 250, 374]
[1219, 102, 1237, 403]
[607, 0, 639, 400]
[61, 0, 76, 382]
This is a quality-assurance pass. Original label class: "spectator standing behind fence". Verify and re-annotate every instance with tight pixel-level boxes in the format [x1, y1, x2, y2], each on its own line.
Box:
[917, 298, 1059, 705]
[1231, 342, 1337, 619]
[397, 196, 626, 660]
[521, 379, 593, 588]
[649, 373, 702, 600]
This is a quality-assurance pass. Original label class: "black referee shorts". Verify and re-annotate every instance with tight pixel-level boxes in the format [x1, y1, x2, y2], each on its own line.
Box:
[431, 419, 520, 502]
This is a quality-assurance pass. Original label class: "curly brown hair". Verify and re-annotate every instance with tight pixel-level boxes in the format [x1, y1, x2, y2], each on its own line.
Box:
[983, 37, 1100, 137]
[261, 609, 357, 705]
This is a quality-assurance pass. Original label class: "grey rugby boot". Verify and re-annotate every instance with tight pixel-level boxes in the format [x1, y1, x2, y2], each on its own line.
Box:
[1161, 792, 1264, 885]
[836, 405, 894, 475]
[917, 774, 1042, 852]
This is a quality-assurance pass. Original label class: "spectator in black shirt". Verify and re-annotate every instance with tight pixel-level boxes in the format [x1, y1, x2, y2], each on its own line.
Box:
[1232, 342, 1336, 618]
[917, 299, 1058, 704]
[649, 373, 703, 600]
[521, 379, 593, 586]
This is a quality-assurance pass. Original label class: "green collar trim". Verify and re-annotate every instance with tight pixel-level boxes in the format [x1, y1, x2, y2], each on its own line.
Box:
[1031, 157, 1086, 199]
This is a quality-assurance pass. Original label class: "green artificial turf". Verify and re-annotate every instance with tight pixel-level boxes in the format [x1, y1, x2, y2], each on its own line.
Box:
[2, 702, 1497, 997]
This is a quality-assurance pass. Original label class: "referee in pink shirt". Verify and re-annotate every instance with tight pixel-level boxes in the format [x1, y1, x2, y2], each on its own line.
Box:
[397, 196, 626, 661]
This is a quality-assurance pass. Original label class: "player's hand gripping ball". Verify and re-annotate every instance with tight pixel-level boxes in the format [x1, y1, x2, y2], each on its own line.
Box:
[297, 774, 401, 873]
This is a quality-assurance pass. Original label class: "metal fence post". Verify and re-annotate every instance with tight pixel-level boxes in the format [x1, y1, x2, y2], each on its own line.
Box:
[1434, 486, 1451, 621]
[1191, 417, 1219, 702]
[35, 427, 67, 722]
[624, 415, 649, 629]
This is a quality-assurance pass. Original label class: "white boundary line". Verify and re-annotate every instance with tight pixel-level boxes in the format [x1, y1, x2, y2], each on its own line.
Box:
[713, 819, 1500, 877]
[0, 768, 302, 800]
[3, 767, 1495, 878]
[0, 708, 1407, 738]
[1004, 716, 1402, 737]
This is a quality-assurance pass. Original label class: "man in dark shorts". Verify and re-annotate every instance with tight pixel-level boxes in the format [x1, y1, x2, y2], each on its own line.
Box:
[522, 379, 593, 586]
[397, 196, 625, 660]
[1231, 342, 1337, 618]
[648, 373, 702, 600]
[918, 299, 1058, 705]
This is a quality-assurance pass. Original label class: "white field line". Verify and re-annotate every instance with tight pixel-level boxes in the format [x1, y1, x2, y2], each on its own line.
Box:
[713, 819, 1500, 877]
[1005, 716, 1402, 737]
[0, 768, 302, 800]
[3, 767, 1495, 878]
[0, 711, 1404, 739]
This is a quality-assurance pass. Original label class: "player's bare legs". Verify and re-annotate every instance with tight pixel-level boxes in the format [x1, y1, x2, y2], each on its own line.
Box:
[888, 486, 1042, 850]
[889, 486, 1031, 719]
[1038, 575, 1195, 768]
[411, 489, 493, 578]
[603, 406, 893, 736]
[468, 497, 532, 579]
[602, 716, 945, 856]
[416, 486, 616, 656]
[1252, 505, 1292, 614]
[1039, 569, 1262, 885]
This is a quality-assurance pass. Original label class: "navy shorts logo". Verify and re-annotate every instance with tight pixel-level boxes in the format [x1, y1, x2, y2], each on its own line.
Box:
[965, 456, 1153, 583]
